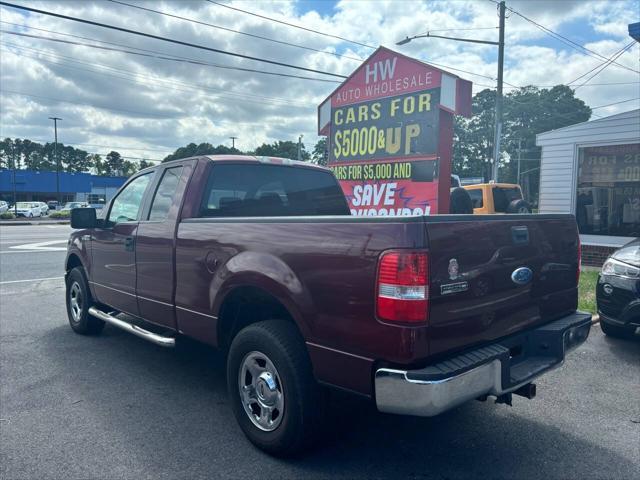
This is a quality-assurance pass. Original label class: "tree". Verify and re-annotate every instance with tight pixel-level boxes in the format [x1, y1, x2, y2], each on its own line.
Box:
[163, 142, 240, 162]
[139, 159, 153, 170]
[312, 138, 328, 165]
[453, 85, 591, 202]
[96, 150, 136, 176]
[453, 89, 496, 181]
[254, 140, 309, 160]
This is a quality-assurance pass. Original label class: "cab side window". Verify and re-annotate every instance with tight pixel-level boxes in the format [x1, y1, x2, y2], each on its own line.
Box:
[148, 166, 183, 221]
[108, 174, 152, 224]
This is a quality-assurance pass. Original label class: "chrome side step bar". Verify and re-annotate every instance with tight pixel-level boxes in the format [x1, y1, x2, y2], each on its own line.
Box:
[88, 306, 175, 348]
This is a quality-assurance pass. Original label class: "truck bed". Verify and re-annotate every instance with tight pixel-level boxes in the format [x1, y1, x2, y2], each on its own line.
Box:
[174, 213, 579, 395]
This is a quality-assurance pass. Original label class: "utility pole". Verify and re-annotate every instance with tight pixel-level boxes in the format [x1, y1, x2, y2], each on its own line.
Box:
[517, 138, 522, 184]
[297, 134, 304, 161]
[48, 117, 62, 204]
[229, 136, 238, 150]
[491, 0, 506, 182]
[397, 0, 506, 182]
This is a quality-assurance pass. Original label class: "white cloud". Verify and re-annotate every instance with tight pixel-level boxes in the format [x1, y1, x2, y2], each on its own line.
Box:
[0, 0, 638, 163]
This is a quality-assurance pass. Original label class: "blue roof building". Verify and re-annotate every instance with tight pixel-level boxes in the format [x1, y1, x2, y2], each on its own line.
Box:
[0, 169, 127, 205]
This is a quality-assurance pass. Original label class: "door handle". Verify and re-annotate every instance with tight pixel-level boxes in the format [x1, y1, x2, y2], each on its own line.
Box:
[124, 236, 135, 252]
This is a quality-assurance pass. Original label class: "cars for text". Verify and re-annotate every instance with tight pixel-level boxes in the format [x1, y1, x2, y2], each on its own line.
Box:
[65, 155, 591, 456]
[597, 238, 640, 338]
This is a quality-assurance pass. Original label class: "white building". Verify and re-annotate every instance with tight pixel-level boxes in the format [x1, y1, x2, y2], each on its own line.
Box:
[536, 109, 640, 265]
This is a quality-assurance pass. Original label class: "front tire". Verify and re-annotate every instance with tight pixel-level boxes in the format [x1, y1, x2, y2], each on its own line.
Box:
[227, 320, 326, 456]
[66, 267, 105, 335]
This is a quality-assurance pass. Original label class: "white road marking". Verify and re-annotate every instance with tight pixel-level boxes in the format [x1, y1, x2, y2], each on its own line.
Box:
[9, 240, 68, 252]
[0, 276, 64, 285]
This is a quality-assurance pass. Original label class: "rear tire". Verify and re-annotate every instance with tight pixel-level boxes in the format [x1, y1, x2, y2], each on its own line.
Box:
[449, 187, 474, 214]
[507, 199, 531, 214]
[226, 319, 326, 456]
[66, 267, 105, 335]
[600, 319, 629, 338]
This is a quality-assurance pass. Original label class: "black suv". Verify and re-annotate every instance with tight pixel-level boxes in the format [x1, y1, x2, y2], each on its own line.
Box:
[597, 238, 640, 338]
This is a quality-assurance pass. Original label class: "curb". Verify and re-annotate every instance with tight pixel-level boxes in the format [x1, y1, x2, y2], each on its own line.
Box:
[0, 220, 70, 226]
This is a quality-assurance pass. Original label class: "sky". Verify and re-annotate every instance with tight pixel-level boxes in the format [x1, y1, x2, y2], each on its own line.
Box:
[0, 0, 639, 164]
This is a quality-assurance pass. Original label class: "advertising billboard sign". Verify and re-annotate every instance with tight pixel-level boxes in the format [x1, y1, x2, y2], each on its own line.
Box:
[318, 47, 472, 215]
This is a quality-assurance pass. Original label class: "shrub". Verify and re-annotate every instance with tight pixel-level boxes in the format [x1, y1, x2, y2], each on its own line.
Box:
[49, 211, 70, 219]
[0, 212, 15, 219]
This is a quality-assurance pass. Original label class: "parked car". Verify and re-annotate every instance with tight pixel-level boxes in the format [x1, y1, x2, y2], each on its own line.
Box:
[15, 202, 42, 218]
[59, 202, 90, 214]
[47, 200, 59, 211]
[37, 202, 49, 216]
[597, 238, 640, 338]
[65, 155, 591, 456]
[464, 182, 531, 214]
[0, 200, 8, 214]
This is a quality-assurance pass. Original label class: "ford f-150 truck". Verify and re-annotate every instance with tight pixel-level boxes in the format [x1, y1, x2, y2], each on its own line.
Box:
[65, 155, 591, 456]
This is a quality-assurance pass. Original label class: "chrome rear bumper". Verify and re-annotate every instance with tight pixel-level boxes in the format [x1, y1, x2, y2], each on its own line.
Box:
[375, 311, 592, 417]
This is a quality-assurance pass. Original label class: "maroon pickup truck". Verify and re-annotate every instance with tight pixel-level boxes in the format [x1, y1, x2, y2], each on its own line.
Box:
[65, 155, 591, 455]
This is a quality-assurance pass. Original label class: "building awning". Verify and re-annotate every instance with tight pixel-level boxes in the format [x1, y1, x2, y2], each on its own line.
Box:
[630, 22, 640, 42]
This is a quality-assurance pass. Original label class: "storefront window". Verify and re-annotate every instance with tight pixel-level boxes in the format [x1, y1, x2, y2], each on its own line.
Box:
[576, 143, 640, 237]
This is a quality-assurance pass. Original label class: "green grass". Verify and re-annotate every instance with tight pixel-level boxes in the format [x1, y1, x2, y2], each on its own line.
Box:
[578, 270, 598, 314]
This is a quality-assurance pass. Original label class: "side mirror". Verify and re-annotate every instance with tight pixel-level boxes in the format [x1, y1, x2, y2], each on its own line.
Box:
[71, 208, 97, 229]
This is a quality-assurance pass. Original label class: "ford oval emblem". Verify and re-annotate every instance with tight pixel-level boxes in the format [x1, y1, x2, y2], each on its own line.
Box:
[511, 267, 533, 285]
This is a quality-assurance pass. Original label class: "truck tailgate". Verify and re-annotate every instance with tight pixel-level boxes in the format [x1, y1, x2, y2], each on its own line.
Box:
[425, 214, 579, 357]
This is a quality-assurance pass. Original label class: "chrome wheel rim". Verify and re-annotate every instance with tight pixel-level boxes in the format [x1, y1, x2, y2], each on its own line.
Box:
[69, 281, 83, 323]
[238, 351, 284, 432]
[517, 206, 529, 213]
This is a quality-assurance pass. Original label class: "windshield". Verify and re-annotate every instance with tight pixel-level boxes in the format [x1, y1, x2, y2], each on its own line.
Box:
[16, 202, 32, 208]
[64, 202, 82, 209]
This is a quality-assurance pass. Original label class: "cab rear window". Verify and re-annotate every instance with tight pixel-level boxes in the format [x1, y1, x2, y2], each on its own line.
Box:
[199, 163, 350, 217]
[493, 187, 522, 213]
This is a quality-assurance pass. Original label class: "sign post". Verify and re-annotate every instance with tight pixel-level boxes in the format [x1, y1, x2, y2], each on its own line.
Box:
[318, 47, 472, 216]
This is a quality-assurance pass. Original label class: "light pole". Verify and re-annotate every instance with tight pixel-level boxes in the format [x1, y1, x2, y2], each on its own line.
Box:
[229, 136, 238, 150]
[48, 116, 62, 204]
[397, 0, 506, 181]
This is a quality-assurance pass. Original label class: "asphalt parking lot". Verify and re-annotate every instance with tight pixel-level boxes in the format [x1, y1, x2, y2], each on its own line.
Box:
[1, 225, 639, 479]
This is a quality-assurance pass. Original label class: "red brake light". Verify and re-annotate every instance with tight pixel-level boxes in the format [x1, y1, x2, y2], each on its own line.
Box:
[377, 251, 429, 324]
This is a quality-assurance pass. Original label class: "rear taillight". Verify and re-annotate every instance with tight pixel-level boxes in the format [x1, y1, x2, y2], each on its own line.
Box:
[376, 251, 429, 324]
[577, 237, 582, 284]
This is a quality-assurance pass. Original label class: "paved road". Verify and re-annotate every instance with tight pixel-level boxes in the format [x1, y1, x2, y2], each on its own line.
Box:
[1, 225, 639, 479]
[1, 224, 70, 283]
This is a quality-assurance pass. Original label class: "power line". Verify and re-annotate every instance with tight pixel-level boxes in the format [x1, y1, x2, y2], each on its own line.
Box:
[1, 89, 183, 119]
[1, 42, 317, 108]
[504, 3, 639, 75]
[573, 42, 636, 91]
[591, 97, 640, 109]
[1, 90, 313, 128]
[567, 42, 636, 86]
[0, 23, 515, 88]
[1, 30, 341, 83]
[206, 0, 376, 50]
[0, 1, 348, 79]
[108, 0, 363, 62]
[504, 82, 640, 89]
[21, 139, 175, 153]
